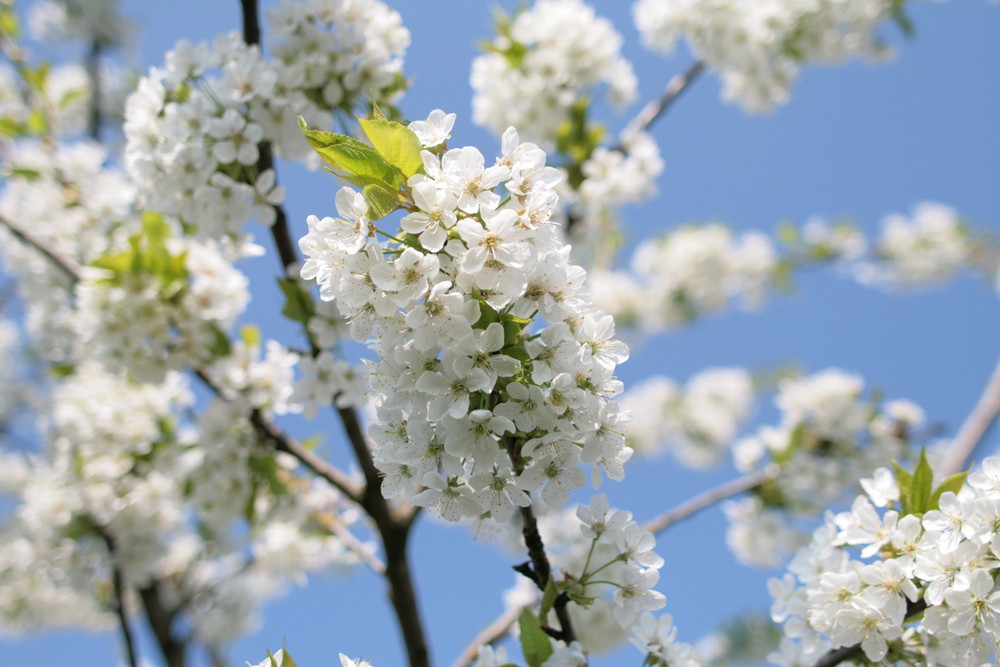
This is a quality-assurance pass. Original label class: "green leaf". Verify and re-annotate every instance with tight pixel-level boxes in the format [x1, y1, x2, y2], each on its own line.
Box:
[90, 250, 133, 284]
[502, 314, 532, 347]
[241, 325, 261, 348]
[775, 422, 807, 466]
[23, 63, 50, 93]
[361, 182, 401, 221]
[0, 117, 21, 139]
[0, 5, 20, 39]
[539, 578, 558, 622]
[518, 609, 553, 667]
[58, 87, 86, 110]
[8, 167, 41, 180]
[911, 448, 934, 515]
[776, 222, 799, 246]
[930, 470, 969, 511]
[473, 299, 501, 329]
[317, 142, 399, 188]
[25, 108, 46, 136]
[298, 116, 399, 188]
[892, 2, 915, 38]
[206, 324, 232, 359]
[277, 278, 316, 324]
[358, 116, 424, 178]
[892, 459, 913, 515]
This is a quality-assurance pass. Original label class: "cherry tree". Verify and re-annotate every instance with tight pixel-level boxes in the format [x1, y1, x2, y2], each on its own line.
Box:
[0, 1, 998, 667]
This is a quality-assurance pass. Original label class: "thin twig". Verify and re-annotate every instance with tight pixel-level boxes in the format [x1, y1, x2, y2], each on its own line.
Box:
[194, 367, 363, 503]
[326, 518, 386, 575]
[616, 60, 705, 151]
[449, 603, 528, 667]
[642, 465, 778, 535]
[940, 356, 1000, 477]
[0, 212, 83, 283]
[98, 529, 140, 667]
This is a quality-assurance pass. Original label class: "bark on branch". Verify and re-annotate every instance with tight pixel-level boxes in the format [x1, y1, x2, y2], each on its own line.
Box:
[643, 465, 778, 535]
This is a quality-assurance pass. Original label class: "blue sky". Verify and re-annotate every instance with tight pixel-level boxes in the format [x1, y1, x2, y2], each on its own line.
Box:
[4, 1, 1000, 665]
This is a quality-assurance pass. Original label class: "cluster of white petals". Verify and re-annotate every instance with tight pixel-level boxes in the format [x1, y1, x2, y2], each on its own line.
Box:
[591, 224, 777, 331]
[300, 118, 633, 523]
[0, 357, 362, 639]
[856, 201, 972, 289]
[483, 493, 691, 662]
[727, 369, 922, 565]
[471, 0, 637, 145]
[634, 0, 904, 111]
[770, 455, 1000, 666]
[124, 0, 407, 241]
[27, 0, 133, 48]
[622, 367, 754, 467]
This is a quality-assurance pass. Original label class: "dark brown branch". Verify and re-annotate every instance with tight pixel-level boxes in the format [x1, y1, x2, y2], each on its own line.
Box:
[237, 3, 429, 666]
[507, 438, 576, 644]
[449, 603, 526, 667]
[940, 356, 1000, 477]
[85, 39, 103, 141]
[811, 599, 927, 667]
[0, 212, 83, 283]
[138, 583, 186, 667]
[616, 60, 705, 151]
[98, 529, 140, 667]
[643, 465, 778, 535]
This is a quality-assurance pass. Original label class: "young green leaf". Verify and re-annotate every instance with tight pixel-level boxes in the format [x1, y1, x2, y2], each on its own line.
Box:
[298, 116, 399, 188]
[277, 278, 316, 325]
[518, 609, 554, 667]
[892, 460, 913, 515]
[539, 578, 559, 622]
[929, 470, 970, 512]
[911, 448, 934, 515]
[361, 182, 401, 221]
[358, 116, 424, 178]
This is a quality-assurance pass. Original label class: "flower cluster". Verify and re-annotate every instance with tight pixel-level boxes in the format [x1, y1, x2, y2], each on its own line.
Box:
[621, 367, 755, 467]
[633, 0, 903, 111]
[562, 131, 664, 268]
[770, 455, 1000, 666]
[727, 369, 922, 565]
[471, 0, 636, 146]
[481, 493, 692, 663]
[124, 0, 408, 241]
[856, 201, 973, 289]
[0, 356, 362, 641]
[299, 115, 633, 523]
[590, 224, 777, 332]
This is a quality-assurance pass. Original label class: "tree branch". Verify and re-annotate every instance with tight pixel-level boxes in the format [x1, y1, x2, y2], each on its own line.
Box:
[506, 438, 576, 644]
[617, 60, 705, 151]
[237, 4, 429, 666]
[193, 367, 363, 503]
[449, 603, 527, 667]
[85, 39, 103, 141]
[98, 529, 140, 667]
[0, 212, 83, 283]
[138, 582, 186, 667]
[940, 356, 1000, 477]
[643, 465, 778, 535]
